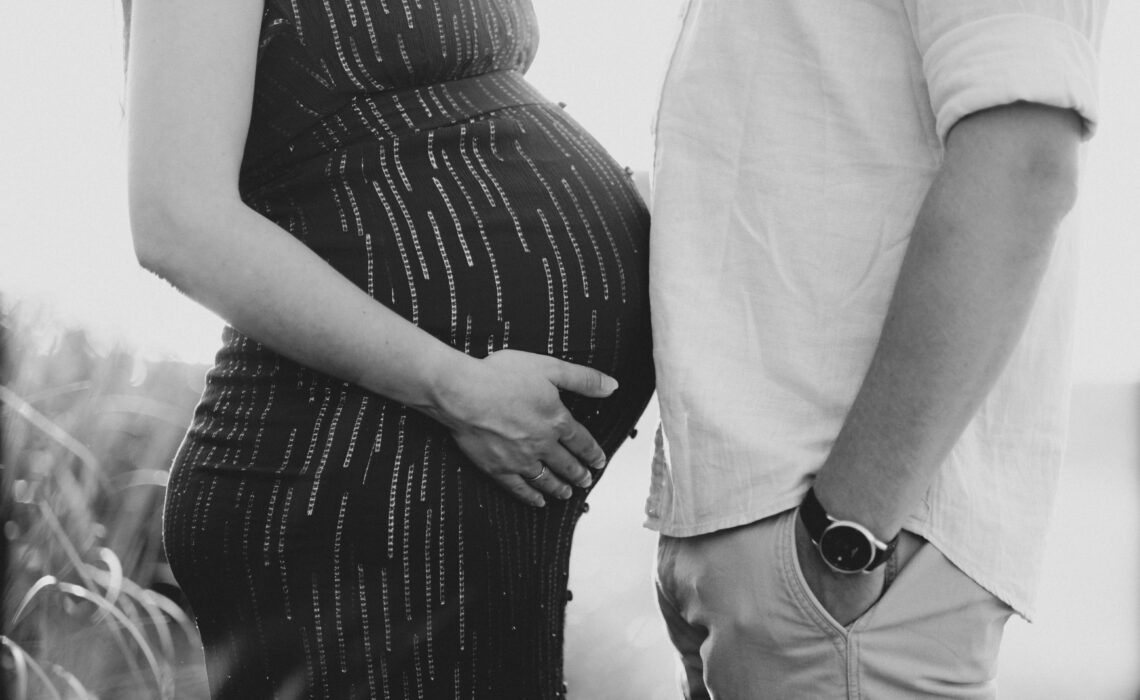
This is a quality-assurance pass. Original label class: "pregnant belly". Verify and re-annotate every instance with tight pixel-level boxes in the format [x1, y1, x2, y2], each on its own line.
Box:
[194, 75, 654, 479]
[412, 105, 649, 362]
[255, 100, 650, 372]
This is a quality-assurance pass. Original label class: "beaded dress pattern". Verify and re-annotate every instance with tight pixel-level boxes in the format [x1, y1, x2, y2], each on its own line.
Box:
[161, 1, 654, 698]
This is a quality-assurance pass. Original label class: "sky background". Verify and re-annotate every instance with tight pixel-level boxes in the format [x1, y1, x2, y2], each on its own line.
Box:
[2, 0, 1139, 383]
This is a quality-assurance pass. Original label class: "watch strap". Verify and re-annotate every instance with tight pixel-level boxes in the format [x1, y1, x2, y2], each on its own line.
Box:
[866, 530, 897, 571]
[799, 485, 832, 545]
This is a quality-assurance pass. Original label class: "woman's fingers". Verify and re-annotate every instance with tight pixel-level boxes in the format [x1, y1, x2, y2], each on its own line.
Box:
[545, 357, 619, 399]
[525, 461, 575, 501]
[447, 350, 615, 506]
[496, 465, 575, 508]
[542, 442, 597, 490]
[556, 417, 607, 472]
[458, 437, 578, 507]
[532, 447, 584, 495]
[504, 457, 577, 504]
[500, 473, 548, 508]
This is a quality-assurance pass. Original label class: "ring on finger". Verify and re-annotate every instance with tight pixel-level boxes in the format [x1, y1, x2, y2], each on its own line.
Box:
[524, 464, 547, 483]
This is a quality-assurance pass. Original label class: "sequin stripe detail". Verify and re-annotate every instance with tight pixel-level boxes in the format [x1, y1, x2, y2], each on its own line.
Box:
[536, 107, 647, 233]
[561, 176, 611, 301]
[356, 561, 381, 698]
[570, 164, 630, 304]
[439, 148, 504, 319]
[515, 139, 593, 300]
[427, 210, 460, 342]
[332, 492, 351, 673]
[537, 210, 571, 355]
[305, 386, 347, 515]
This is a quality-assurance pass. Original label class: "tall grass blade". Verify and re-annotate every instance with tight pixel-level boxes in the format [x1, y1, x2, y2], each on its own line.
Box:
[87, 563, 177, 661]
[12, 576, 169, 699]
[13, 575, 58, 625]
[1, 636, 30, 700]
[112, 468, 170, 491]
[145, 587, 200, 645]
[101, 394, 188, 427]
[51, 663, 96, 700]
[54, 580, 172, 700]
[2, 636, 64, 700]
[37, 502, 98, 591]
[23, 380, 93, 406]
[0, 385, 100, 479]
[97, 547, 125, 608]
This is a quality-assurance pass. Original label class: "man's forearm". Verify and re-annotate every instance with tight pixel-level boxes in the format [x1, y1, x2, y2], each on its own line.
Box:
[812, 103, 1084, 539]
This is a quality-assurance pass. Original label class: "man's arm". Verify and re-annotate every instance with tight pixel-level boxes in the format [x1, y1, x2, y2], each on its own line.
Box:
[800, 101, 1084, 624]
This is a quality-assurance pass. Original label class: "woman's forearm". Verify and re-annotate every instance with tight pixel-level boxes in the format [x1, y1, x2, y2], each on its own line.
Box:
[131, 193, 617, 503]
[131, 194, 472, 414]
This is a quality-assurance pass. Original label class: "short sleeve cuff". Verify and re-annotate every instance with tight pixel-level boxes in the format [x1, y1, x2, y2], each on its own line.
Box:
[924, 14, 1100, 145]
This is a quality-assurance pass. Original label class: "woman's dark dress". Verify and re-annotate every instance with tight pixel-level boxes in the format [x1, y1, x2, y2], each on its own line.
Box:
[161, 1, 653, 698]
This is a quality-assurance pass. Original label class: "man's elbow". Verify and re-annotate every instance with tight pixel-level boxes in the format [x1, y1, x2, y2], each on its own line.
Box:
[953, 103, 1082, 213]
[946, 103, 1084, 271]
[1011, 135, 1080, 229]
[990, 143, 1080, 273]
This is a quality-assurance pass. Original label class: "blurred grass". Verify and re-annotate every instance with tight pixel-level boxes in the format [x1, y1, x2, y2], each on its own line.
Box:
[2, 303, 210, 700]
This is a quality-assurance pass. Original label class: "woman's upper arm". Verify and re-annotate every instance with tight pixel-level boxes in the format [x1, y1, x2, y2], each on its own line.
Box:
[126, 0, 265, 230]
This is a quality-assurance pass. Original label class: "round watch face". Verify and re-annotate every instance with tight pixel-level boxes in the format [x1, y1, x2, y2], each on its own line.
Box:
[818, 524, 875, 573]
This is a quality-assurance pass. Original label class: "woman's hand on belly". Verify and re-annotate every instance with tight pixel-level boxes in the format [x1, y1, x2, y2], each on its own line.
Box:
[425, 350, 618, 507]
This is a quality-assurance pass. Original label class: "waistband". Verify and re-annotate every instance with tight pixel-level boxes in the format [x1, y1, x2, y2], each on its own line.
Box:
[365, 69, 552, 133]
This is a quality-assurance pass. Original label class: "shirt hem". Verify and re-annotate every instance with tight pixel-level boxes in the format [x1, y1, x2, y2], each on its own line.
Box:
[643, 490, 809, 539]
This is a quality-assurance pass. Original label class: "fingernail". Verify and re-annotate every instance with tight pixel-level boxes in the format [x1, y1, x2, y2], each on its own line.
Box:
[603, 377, 619, 394]
[534, 497, 546, 508]
[593, 459, 607, 471]
[559, 488, 573, 500]
[577, 475, 593, 488]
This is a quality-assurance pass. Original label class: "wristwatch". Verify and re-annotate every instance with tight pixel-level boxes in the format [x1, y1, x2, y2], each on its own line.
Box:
[799, 486, 898, 575]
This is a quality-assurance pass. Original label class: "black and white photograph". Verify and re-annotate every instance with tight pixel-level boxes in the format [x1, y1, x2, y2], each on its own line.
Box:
[2, 1, 1137, 698]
